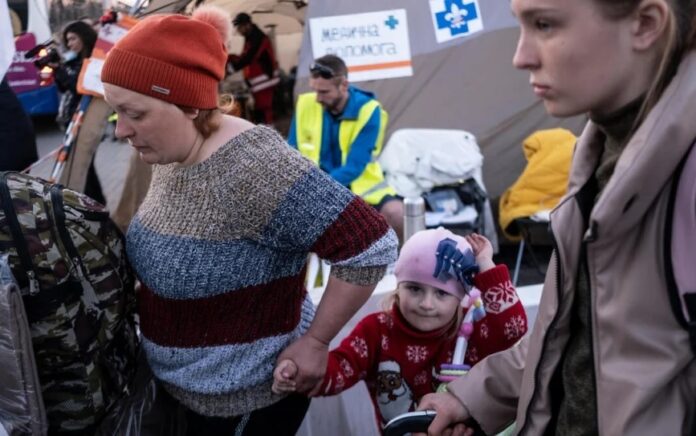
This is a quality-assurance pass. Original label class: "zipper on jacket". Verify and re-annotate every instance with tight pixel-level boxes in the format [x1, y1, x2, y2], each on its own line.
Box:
[0, 172, 39, 295]
[519, 224, 565, 435]
[580, 243, 601, 433]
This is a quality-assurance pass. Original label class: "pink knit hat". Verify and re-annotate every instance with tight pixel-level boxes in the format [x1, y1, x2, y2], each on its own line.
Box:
[394, 228, 479, 300]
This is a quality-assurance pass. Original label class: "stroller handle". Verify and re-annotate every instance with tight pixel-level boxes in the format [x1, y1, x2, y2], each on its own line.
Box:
[383, 410, 436, 436]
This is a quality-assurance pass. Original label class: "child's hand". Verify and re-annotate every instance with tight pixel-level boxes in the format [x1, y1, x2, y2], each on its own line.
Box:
[465, 233, 495, 272]
[272, 359, 298, 394]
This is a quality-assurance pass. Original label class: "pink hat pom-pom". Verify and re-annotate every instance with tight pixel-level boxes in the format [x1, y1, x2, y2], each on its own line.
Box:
[192, 5, 231, 47]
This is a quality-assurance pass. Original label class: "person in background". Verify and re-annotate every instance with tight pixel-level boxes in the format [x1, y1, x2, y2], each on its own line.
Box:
[100, 6, 398, 435]
[288, 54, 405, 243]
[273, 230, 526, 430]
[54, 21, 95, 130]
[227, 12, 278, 125]
[52, 20, 105, 204]
[417, 0, 696, 434]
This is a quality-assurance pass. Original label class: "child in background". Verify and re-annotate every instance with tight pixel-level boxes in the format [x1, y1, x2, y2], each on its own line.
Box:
[273, 228, 527, 429]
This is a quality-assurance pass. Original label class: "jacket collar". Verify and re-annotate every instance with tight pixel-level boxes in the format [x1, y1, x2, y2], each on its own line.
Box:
[564, 51, 696, 240]
[336, 86, 375, 120]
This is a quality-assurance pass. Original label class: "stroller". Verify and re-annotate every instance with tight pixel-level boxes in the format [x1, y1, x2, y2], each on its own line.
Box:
[380, 128, 498, 251]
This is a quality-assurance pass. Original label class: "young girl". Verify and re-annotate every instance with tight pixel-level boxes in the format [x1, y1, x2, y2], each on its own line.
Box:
[273, 228, 527, 429]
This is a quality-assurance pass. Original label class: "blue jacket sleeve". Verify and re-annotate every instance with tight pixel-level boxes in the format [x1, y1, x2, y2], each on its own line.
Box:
[287, 113, 298, 148]
[329, 106, 381, 186]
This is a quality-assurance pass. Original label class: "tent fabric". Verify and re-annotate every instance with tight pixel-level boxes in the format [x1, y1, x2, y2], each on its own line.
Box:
[294, 1, 586, 200]
[498, 128, 575, 241]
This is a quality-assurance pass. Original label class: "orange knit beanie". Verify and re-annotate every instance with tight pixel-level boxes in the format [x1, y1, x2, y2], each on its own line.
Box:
[101, 7, 230, 109]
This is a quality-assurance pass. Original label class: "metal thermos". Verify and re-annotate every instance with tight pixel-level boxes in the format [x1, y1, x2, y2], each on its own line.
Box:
[403, 196, 426, 242]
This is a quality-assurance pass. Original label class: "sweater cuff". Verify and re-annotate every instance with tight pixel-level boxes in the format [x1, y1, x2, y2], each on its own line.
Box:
[332, 265, 387, 286]
[473, 264, 511, 291]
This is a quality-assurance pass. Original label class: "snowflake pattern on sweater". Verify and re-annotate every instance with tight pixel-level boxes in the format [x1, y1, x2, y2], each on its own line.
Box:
[319, 264, 527, 428]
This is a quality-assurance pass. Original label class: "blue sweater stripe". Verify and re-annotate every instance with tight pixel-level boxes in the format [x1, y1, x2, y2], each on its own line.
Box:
[143, 295, 315, 394]
[128, 217, 307, 299]
[259, 166, 355, 250]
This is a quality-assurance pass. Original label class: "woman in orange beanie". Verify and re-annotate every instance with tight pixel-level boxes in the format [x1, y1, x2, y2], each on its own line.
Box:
[100, 5, 398, 436]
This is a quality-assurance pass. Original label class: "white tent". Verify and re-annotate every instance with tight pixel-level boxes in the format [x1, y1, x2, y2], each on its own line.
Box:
[141, 0, 584, 199]
[143, 0, 307, 73]
[294, 0, 585, 199]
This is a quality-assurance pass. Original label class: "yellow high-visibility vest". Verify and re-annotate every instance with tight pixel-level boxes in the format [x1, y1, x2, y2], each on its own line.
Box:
[294, 92, 395, 205]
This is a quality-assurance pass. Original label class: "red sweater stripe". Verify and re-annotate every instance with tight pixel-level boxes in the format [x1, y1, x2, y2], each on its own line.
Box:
[139, 275, 306, 347]
[311, 196, 391, 262]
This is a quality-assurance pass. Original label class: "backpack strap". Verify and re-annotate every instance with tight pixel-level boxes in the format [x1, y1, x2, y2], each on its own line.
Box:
[0, 172, 39, 295]
[667, 140, 696, 354]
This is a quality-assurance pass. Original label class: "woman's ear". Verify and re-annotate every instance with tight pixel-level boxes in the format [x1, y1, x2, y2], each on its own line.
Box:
[181, 107, 200, 120]
[631, 0, 670, 51]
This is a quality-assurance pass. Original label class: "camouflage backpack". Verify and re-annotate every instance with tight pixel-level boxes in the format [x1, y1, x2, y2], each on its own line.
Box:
[0, 172, 139, 434]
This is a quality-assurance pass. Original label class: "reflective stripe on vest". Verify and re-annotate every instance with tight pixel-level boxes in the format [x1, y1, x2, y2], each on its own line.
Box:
[294, 92, 395, 205]
[248, 71, 280, 93]
[243, 36, 278, 93]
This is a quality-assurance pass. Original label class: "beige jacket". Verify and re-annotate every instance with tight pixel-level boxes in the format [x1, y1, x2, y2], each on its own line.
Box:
[449, 53, 696, 435]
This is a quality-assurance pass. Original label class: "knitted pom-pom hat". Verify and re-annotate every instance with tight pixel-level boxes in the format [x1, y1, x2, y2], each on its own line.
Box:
[101, 6, 230, 109]
[394, 227, 479, 300]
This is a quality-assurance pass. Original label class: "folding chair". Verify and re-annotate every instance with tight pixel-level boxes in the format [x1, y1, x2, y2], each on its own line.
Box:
[510, 217, 550, 286]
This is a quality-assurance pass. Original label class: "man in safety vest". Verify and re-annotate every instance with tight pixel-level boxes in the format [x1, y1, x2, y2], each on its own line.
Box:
[228, 12, 279, 125]
[288, 54, 404, 241]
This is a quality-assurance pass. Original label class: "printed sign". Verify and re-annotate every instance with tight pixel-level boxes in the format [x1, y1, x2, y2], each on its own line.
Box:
[430, 0, 484, 43]
[77, 15, 137, 96]
[6, 33, 41, 94]
[309, 9, 412, 82]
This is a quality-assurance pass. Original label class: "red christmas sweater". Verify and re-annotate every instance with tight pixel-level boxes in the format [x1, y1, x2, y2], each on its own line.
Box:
[318, 264, 527, 428]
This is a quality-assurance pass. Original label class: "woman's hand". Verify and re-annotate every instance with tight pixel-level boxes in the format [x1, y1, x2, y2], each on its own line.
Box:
[275, 333, 328, 396]
[465, 233, 495, 272]
[416, 391, 475, 436]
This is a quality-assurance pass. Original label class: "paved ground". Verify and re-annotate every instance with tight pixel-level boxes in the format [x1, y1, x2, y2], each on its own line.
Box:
[32, 115, 552, 287]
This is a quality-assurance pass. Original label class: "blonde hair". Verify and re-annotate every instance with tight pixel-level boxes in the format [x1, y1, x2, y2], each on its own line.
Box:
[181, 93, 238, 139]
[381, 288, 464, 339]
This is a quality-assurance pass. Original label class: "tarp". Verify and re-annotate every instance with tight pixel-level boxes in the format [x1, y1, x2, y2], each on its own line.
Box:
[294, 0, 586, 198]
[143, 0, 306, 73]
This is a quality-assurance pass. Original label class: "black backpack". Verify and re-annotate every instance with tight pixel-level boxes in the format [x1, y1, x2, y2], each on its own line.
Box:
[0, 172, 138, 434]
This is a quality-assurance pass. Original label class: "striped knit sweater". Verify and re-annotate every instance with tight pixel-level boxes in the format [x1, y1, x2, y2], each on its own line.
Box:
[127, 125, 398, 417]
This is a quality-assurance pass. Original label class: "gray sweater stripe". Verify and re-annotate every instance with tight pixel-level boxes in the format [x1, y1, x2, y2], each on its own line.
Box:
[127, 217, 307, 299]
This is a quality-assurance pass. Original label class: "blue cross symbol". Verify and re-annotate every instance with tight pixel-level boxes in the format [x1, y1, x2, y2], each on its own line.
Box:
[384, 15, 399, 30]
[435, 0, 478, 36]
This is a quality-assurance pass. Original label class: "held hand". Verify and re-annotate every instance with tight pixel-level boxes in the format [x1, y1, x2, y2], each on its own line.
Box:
[465, 233, 495, 273]
[416, 392, 474, 436]
[272, 359, 298, 394]
[276, 334, 329, 396]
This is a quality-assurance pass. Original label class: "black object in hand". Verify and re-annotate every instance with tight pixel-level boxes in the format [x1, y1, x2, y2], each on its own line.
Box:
[383, 410, 437, 436]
